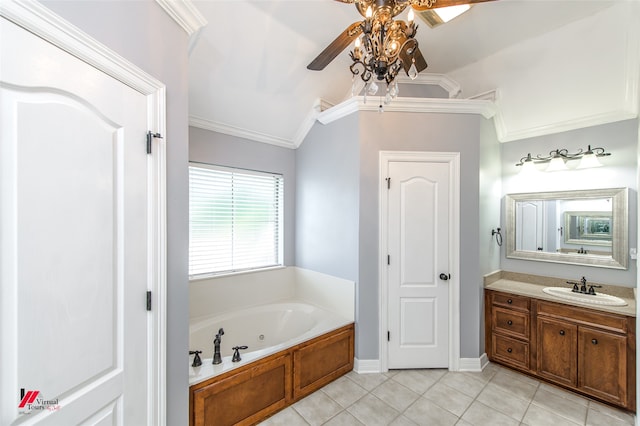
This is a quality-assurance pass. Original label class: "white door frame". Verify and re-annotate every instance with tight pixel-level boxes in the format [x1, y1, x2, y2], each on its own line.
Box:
[379, 151, 460, 372]
[0, 2, 167, 424]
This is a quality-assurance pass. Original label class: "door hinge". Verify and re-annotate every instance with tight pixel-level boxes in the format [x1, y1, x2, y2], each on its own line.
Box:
[387, 255, 390, 265]
[386, 177, 390, 189]
[387, 331, 390, 341]
[146, 131, 163, 154]
[146, 291, 152, 311]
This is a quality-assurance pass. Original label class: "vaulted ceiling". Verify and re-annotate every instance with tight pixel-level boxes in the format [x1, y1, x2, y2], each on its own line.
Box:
[188, 0, 618, 148]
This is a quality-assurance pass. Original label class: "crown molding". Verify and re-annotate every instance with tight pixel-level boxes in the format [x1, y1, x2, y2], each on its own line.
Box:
[396, 73, 462, 98]
[317, 96, 496, 125]
[190, 116, 297, 149]
[155, 0, 207, 36]
[496, 2, 639, 143]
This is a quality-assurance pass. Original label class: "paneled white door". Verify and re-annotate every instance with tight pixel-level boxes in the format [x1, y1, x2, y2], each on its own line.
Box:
[1, 16, 152, 425]
[516, 201, 545, 251]
[386, 160, 452, 368]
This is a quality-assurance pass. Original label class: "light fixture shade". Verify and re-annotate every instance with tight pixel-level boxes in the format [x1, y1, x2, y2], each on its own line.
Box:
[546, 157, 568, 172]
[577, 153, 603, 169]
[520, 160, 538, 174]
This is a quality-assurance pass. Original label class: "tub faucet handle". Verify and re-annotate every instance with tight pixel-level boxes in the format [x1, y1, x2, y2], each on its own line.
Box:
[232, 346, 248, 363]
[189, 350, 202, 367]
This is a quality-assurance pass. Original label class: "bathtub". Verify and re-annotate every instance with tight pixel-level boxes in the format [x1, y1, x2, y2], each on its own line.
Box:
[188, 301, 352, 386]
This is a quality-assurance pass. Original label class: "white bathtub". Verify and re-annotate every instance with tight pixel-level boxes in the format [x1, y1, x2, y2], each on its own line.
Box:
[189, 301, 352, 385]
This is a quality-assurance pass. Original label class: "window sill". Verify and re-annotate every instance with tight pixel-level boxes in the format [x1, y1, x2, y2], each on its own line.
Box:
[189, 265, 287, 283]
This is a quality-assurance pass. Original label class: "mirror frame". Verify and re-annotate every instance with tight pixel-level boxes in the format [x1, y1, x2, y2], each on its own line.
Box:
[505, 187, 628, 269]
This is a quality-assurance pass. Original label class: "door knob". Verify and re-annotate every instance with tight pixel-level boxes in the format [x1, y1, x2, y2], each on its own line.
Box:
[439, 273, 450, 281]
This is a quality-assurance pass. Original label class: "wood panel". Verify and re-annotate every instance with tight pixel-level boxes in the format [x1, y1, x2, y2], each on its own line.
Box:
[578, 326, 627, 406]
[537, 317, 577, 387]
[293, 324, 355, 400]
[192, 354, 291, 426]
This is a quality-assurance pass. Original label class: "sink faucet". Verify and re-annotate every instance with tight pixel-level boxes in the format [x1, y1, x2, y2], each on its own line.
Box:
[580, 276, 588, 294]
[212, 328, 224, 365]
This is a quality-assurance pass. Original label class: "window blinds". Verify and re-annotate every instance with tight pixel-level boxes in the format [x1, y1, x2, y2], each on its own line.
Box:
[189, 164, 283, 277]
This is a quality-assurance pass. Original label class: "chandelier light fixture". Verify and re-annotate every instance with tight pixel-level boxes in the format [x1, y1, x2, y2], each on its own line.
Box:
[515, 145, 611, 172]
[307, 0, 491, 106]
[349, 1, 428, 104]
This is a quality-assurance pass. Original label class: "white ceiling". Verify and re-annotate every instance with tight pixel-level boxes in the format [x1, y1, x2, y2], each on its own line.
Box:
[188, 0, 617, 147]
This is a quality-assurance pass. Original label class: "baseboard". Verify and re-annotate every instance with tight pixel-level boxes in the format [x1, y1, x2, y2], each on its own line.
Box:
[458, 353, 488, 372]
[354, 358, 381, 374]
[354, 355, 489, 373]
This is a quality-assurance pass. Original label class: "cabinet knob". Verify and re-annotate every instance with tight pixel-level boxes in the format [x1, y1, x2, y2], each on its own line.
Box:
[507, 348, 513, 353]
[559, 330, 565, 336]
[592, 339, 598, 345]
[507, 299, 513, 304]
[507, 320, 513, 326]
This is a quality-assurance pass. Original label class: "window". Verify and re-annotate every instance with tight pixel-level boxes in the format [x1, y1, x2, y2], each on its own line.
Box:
[189, 163, 283, 277]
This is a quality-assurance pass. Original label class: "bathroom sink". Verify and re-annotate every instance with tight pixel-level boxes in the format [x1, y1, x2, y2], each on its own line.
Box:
[542, 287, 627, 306]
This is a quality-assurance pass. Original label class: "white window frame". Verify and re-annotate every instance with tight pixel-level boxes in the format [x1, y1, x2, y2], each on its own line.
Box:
[189, 162, 284, 279]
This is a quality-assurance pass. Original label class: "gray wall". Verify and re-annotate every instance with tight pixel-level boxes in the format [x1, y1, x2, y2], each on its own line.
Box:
[358, 112, 485, 359]
[189, 127, 297, 266]
[478, 118, 502, 353]
[295, 114, 360, 281]
[294, 114, 361, 348]
[500, 119, 638, 287]
[41, 1, 191, 424]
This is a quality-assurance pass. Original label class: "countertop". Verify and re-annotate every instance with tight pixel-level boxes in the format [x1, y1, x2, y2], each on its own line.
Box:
[484, 273, 636, 317]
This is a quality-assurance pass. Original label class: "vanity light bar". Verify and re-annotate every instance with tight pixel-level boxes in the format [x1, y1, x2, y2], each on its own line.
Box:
[515, 145, 611, 169]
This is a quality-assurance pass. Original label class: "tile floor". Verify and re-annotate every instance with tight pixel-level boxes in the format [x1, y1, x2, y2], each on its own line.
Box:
[259, 363, 636, 426]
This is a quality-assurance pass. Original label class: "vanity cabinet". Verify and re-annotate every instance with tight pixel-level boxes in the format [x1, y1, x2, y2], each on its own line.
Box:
[485, 290, 635, 411]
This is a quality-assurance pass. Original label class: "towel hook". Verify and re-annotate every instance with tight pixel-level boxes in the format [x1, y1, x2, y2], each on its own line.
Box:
[491, 227, 503, 247]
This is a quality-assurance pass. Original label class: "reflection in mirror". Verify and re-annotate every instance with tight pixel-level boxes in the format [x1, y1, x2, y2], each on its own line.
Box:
[564, 211, 612, 248]
[506, 188, 628, 269]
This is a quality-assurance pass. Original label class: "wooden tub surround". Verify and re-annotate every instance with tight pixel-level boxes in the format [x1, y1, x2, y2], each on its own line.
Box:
[189, 323, 354, 426]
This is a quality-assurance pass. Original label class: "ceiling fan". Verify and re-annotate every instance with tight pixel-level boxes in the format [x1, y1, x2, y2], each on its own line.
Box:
[308, 0, 494, 86]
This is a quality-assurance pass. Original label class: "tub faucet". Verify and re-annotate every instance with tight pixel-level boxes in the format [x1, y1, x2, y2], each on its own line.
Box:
[212, 328, 224, 365]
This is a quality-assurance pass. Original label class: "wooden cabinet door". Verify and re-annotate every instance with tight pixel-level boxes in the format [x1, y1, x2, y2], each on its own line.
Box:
[578, 327, 627, 406]
[537, 317, 577, 387]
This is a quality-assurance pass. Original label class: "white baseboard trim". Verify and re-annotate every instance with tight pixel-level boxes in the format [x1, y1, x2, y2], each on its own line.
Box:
[458, 353, 489, 372]
[354, 358, 381, 374]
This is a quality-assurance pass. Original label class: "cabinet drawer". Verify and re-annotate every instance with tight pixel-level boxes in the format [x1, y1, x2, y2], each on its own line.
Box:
[492, 307, 529, 339]
[492, 334, 529, 369]
[492, 292, 530, 312]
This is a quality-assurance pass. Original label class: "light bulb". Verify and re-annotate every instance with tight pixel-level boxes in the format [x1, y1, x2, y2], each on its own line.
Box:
[355, 37, 361, 49]
[408, 8, 414, 23]
[366, 6, 372, 19]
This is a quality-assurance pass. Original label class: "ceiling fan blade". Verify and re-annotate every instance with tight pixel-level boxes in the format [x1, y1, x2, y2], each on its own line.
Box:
[307, 22, 363, 71]
[400, 44, 428, 76]
[411, 0, 495, 11]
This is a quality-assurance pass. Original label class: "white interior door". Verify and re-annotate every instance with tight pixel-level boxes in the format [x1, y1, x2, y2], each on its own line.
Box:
[387, 160, 451, 369]
[1, 16, 153, 425]
[516, 201, 545, 251]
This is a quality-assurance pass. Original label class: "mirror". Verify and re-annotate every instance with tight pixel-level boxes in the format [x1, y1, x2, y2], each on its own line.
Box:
[505, 188, 628, 269]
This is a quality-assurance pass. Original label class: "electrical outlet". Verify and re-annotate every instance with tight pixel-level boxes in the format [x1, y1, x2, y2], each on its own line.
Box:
[630, 248, 637, 260]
